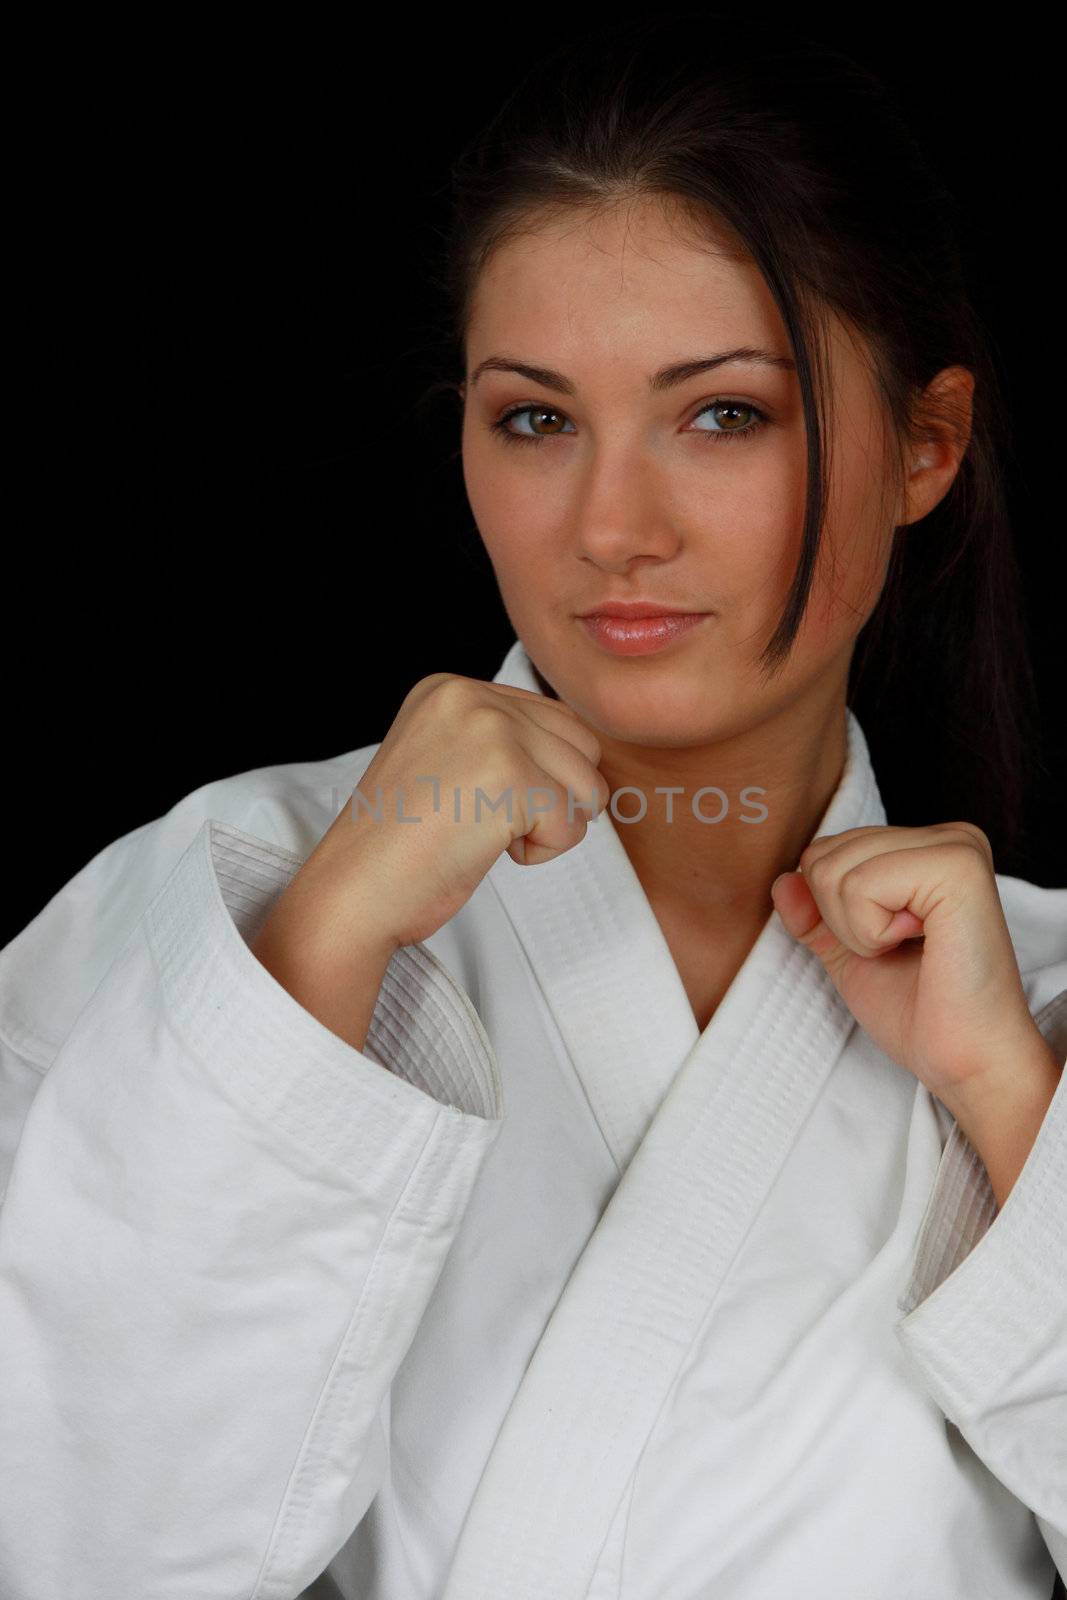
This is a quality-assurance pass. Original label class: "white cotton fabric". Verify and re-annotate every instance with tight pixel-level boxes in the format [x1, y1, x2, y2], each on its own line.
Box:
[0, 637, 1064, 1600]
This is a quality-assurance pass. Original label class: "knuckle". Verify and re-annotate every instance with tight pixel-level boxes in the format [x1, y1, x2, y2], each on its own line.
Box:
[960, 822, 992, 857]
[552, 695, 582, 719]
[838, 870, 870, 908]
[465, 699, 510, 739]
[940, 819, 990, 849]
[427, 673, 473, 710]
[477, 747, 521, 799]
[943, 823, 991, 862]
[805, 853, 832, 886]
[413, 670, 456, 699]
[954, 838, 992, 874]
[838, 863, 868, 902]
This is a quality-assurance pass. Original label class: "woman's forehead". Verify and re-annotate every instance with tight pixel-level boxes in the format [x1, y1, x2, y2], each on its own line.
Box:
[468, 218, 789, 371]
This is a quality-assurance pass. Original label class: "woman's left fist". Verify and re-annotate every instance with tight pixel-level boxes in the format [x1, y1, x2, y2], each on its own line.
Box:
[770, 821, 1048, 1108]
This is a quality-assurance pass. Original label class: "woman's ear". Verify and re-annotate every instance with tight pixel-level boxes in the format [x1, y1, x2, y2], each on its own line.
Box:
[898, 364, 975, 527]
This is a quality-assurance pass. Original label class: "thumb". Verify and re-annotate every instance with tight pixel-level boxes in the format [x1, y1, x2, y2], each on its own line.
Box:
[770, 870, 825, 946]
[770, 869, 923, 973]
[770, 869, 855, 977]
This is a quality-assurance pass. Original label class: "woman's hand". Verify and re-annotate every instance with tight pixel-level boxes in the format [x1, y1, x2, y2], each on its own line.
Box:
[769, 822, 1059, 1121]
[249, 672, 608, 1053]
[290, 673, 610, 956]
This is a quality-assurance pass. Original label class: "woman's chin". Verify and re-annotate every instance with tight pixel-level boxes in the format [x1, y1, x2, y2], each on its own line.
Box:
[531, 636, 747, 743]
[562, 692, 740, 751]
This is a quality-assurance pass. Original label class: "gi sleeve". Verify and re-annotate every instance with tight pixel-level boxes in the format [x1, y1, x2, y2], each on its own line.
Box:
[893, 979, 1067, 1585]
[0, 818, 504, 1600]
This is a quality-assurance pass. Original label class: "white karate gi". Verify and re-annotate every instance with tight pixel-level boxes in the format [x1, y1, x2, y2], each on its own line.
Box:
[0, 637, 1064, 1600]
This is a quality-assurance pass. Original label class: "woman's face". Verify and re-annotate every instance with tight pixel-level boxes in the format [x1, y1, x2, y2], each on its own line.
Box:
[460, 194, 931, 748]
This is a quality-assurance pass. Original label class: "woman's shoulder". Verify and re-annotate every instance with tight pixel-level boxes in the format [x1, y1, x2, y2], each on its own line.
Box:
[153, 740, 385, 859]
[0, 740, 383, 1067]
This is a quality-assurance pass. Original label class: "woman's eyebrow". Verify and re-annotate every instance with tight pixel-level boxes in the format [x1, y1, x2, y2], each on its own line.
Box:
[468, 348, 796, 395]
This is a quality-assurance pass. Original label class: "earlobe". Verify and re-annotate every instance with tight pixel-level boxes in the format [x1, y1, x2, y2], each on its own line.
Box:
[900, 364, 975, 523]
[900, 442, 951, 527]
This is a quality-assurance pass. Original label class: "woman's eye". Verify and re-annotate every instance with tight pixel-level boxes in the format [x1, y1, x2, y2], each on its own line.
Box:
[492, 406, 577, 443]
[691, 400, 765, 439]
[489, 398, 768, 447]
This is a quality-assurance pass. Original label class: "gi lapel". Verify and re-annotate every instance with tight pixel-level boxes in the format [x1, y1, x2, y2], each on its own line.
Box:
[442, 640, 887, 1600]
[488, 641, 702, 1171]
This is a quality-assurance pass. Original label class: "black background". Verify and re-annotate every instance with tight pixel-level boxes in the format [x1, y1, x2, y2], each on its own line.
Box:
[7, 14, 1064, 949]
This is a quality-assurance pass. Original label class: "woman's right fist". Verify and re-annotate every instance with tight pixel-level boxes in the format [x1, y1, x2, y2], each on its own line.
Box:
[301, 673, 611, 952]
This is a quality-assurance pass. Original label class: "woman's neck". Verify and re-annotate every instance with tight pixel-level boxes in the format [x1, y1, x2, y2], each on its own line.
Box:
[598, 689, 850, 938]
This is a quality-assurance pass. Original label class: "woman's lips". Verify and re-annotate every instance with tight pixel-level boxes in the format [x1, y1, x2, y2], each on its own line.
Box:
[577, 613, 711, 657]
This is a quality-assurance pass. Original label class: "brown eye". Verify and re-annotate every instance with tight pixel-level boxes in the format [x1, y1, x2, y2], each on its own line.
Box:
[490, 397, 768, 449]
[528, 408, 567, 435]
[690, 399, 769, 444]
[698, 402, 754, 432]
[492, 405, 578, 445]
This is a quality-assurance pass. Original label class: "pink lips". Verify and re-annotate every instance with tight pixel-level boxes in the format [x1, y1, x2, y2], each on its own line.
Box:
[578, 613, 710, 656]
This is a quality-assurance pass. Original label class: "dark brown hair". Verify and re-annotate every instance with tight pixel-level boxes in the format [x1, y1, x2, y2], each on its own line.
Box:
[420, 13, 1041, 874]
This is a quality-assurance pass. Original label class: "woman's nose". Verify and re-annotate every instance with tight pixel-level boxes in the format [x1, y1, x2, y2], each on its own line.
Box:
[573, 465, 684, 570]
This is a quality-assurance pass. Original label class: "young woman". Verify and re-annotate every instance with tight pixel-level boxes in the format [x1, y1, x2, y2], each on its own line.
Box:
[1, 19, 1064, 1600]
